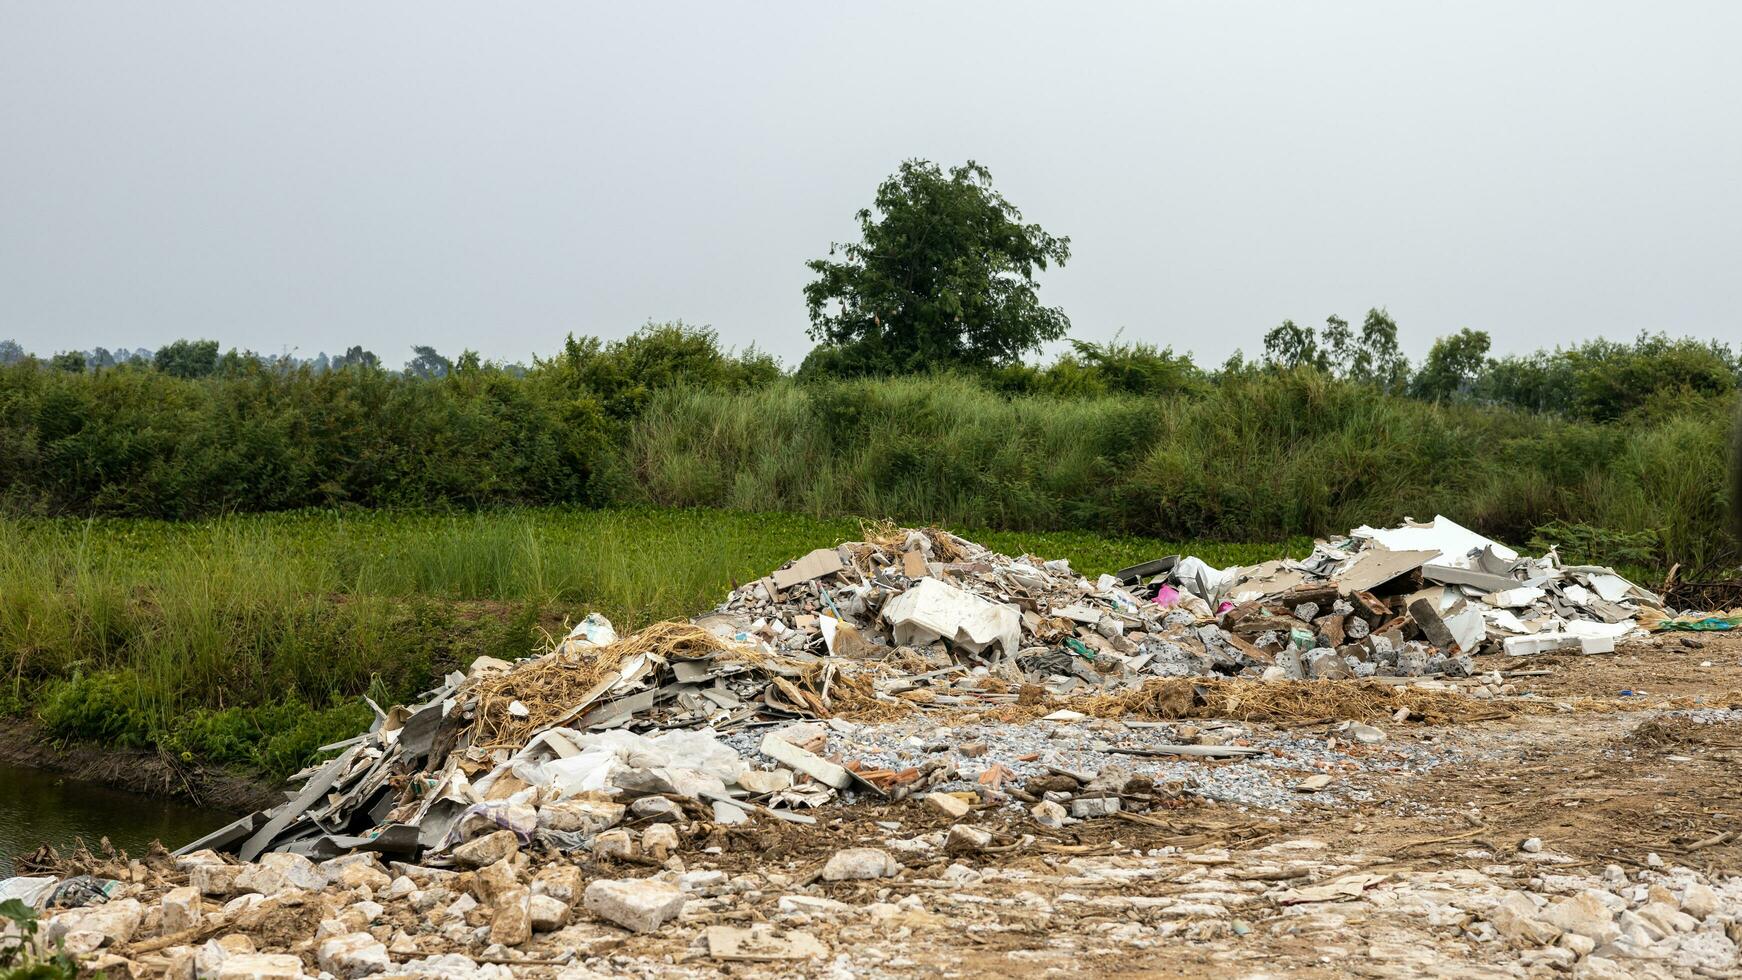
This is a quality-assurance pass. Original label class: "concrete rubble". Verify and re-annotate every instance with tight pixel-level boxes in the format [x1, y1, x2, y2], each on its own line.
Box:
[155, 519, 1680, 867]
[6, 811, 1741, 978]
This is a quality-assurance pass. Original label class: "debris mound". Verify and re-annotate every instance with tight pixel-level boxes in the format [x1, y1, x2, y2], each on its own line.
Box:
[174, 517, 1668, 863]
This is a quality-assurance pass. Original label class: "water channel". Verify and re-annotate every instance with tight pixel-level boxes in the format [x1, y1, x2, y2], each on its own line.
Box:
[0, 763, 229, 870]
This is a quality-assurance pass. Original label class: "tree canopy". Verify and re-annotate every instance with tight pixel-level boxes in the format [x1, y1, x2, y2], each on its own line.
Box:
[802, 159, 1071, 375]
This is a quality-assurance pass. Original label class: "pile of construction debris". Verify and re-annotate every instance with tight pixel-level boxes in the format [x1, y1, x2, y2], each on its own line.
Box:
[170, 517, 1665, 867]
[699, 515, 1664, 683]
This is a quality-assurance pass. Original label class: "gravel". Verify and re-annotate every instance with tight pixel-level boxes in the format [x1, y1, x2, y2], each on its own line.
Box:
[723, 715, 1457, 813]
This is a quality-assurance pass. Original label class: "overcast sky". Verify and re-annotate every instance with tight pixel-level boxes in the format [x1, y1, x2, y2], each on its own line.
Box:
[3, 3, 1739, 367]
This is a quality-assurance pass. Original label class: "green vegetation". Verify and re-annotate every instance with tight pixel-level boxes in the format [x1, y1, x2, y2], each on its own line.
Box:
[3, 333, 1736, 573]
[0, 898, 82, 980]
[629, 371, 1736, 574]
[802, 159, 1072, 376]
[1, 508, 1294, 779]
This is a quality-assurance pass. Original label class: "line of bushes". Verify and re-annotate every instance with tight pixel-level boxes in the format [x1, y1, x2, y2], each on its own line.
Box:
[2, 326, 1738, 573]
[627, 374, 1737, 573]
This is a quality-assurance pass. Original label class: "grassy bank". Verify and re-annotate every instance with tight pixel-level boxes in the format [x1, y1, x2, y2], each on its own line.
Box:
[6, 360, 1736, 574]
[627, 376, 1737, 572]
[0, 507, 1300, 779]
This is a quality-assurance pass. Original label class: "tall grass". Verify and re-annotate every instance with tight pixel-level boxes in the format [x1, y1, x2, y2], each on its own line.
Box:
[626, 375, 1739, 573]
[0, 508, 1293, 776]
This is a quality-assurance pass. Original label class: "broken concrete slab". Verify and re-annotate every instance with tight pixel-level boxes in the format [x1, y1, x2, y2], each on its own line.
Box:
[771, 548, 847, 591]
[705, 925, 828, 962]
[1337, 549, 1437, 594]
[759, 733, 851, 789]
[582, 878, 686, 933]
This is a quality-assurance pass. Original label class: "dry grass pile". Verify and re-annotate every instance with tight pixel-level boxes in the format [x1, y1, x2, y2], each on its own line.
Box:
[473, 618, 915, 745]
[472, 621, 738, 746]
[855, 520, 969, 563]
[1627, 716, 1742, 749]
[1069, 678, 1518, 725]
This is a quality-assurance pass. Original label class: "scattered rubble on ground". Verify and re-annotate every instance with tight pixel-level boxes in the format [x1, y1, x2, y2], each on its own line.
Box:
[7, 519, 1741, 977]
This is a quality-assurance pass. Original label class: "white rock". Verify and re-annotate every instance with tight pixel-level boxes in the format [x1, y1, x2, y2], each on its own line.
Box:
[45, 898, 144, 947]
[1521, 947, 1577, 969]
[582, 878, 687, 933]
[735, 769, 793, 793]
[1576, 955, 1634, 980]
[1489, 891, 1560, 946]
[590, 828, 637, 859]
[777, 895, 853, 916]
[60, 931, 106, 955]
[214, 953, 307, 980]
[1680, 882, 1719, 920]
[1071, 796, 1121, 818]
[488, 886, 532, 946]
[1520, 837, 1543, 853]
[335, 863, 391, 892]
[712, 800, 751, 824]
[942, 863, 982, 884]
[1346, 723, 1385, 743]
[318, 932, 390, 978]
[529, 894, 569, 932]
[242, 852, 326, 895]
[822, 848, 898, 881]
[925, 793, 972, 818]
[1636, 901, 1698, 934]
[452, 830, 519, 868]
[678, 870, 729, 893]
[629, 796, 684, 823]
[472, 857, 521, 903]
[192, 863, 243, 896]
[1031, 800, 1069, 828]
[220, 894, 265, 916]
[1557, 932, 1596, 956]
[394, 953, 495, 978]
[641, 823, 680, 859]
[536, 799, 625, 835]
[946, 824, 993, 851]
[352, 900, 384, 924]
[1616, 908, 1663, 943]
[1539, 890, 1619, 944]
[162, 886, 203, 935]
[532, 867, 584, 906]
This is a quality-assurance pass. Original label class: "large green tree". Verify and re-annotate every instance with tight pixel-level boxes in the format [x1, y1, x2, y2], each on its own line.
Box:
[802, 160, 1071, 374]
[1410, 328, 1491, 401]
[153, 339, 221, 378]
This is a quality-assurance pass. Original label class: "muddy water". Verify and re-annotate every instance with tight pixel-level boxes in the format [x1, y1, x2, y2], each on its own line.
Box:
[0, 763, 230, 869]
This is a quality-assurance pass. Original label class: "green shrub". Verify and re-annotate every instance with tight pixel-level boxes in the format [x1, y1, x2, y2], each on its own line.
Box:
[1, 897, 84, 979]
[625, 374, 1740, 572]
[37, 672, 154, 749]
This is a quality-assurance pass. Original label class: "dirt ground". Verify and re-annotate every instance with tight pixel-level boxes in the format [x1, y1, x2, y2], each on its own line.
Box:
[596, 635, 1742, 976]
